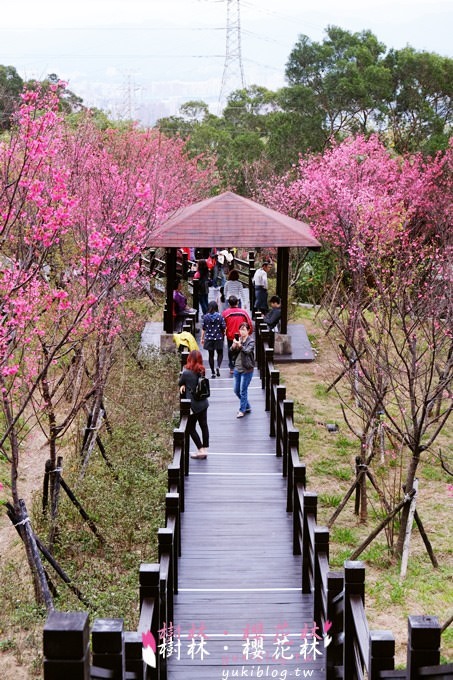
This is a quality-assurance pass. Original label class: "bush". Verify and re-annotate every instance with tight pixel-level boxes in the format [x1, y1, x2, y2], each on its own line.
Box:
[294, 249, 337, 304]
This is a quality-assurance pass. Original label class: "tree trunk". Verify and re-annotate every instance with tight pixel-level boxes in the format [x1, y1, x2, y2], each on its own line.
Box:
[395, 448, 420, 558]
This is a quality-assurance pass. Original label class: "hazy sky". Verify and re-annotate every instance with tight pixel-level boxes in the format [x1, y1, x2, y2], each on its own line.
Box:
[2, 0, 452, 124]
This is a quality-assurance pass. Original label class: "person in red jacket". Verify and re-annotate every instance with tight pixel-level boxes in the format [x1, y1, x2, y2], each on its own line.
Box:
[222, 296, 253, 375]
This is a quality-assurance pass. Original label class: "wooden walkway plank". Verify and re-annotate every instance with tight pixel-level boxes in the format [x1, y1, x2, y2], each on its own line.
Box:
[167, 367, 326, 679]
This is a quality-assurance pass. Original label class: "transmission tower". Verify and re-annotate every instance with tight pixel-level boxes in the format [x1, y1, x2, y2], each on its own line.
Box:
[218, 0, 246, 110]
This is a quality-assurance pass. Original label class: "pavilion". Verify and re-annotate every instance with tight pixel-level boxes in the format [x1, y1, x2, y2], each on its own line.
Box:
[147, 191, 321, 360]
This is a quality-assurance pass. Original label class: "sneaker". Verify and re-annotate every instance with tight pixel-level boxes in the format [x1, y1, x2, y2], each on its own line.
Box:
[216, 368, 220, 377]
[236, 411, 245, 418]
[211, 373, 216, 379]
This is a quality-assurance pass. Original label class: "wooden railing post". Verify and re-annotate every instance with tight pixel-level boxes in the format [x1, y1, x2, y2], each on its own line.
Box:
[313, 526, 329, 628]
[91, 617, 125, 679]
[170, 431, 185, 513]
[180, 349, 189, 370]
[139, 563, 160, 619]
[165, 498, 179, 612]
[344, 560, 365, 679]
[182, 314, 196, 336]
[275, 385, 286, 457]
[124, 630, 145, 680]
[43, 611, 90, 680]
[292, 464, 306, 555]
[406, 615, 441, 678]
[326, 571, 344, 680]
[302, 492, 317, 594]
[168, 464, 182, 511]
[264, 346, 273, 391]
[166, 491, 181, 558]
[179, 398, 191, 476]
[282, 400, 294, 471]
[368, 630, 395, 680]
[286, 430, 299, 511]
[269, 369, 280, 437]
[254, 313, 263, 366]
[264, 344, 274, 410]
[158, 528, 174, 625]
[139, 564, 161, 679]
[173, 428, 185, 479]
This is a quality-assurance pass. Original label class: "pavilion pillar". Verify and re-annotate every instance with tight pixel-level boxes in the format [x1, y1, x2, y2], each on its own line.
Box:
[164, 247, 177, 334]
[276, 247, 289, 334]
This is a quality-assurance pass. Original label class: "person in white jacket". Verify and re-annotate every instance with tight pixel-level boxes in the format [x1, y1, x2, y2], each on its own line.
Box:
[252, 260, 271, 314]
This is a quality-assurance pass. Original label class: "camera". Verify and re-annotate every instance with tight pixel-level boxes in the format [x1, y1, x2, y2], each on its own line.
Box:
[234, 333, 240, 341]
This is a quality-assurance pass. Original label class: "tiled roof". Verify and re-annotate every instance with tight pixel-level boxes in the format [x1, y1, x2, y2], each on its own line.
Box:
[148, 191, 320, 248]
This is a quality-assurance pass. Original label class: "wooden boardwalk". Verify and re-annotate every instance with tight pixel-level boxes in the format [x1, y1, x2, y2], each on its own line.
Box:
[168, 366, 326, 679]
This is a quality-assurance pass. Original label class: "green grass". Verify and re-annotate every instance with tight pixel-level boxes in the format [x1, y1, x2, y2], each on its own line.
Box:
[313, 383, 330, 399]
[318, 492, 343, 507]
[279, 307, 453, 666]
[1, 303, 452, 673]
[334, 434, 357, 454]
[331, 526, 358, 545]
[0, 327, 181, 675]
[313, 459, 353, 481]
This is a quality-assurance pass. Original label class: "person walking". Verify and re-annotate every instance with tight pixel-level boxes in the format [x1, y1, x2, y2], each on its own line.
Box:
[222, 296, 253, 375]
[231, 322, 255, 418]
[178, 350, 209, 459]
[201, 301, 226, 378]
[223, 269, 245, 309]
[208, 252, 226, 307]
[252, 260, 271, 314]
[193, 259, 210, 317]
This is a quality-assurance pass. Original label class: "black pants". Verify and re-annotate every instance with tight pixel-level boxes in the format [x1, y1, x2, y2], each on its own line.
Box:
[208, 348, 223, 373]
[188, 407, 209, 450]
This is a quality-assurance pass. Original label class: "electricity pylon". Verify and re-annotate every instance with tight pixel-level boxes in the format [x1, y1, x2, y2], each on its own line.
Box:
[218, 0, 246, 111]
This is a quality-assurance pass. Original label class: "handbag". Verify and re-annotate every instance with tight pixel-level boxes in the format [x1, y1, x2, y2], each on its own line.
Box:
[193, 375, 210, 400]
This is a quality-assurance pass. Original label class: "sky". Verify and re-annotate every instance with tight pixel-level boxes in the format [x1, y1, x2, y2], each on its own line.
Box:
[2, 0, 452, 125]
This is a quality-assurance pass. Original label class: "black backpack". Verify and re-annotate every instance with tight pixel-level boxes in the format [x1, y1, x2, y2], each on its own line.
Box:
[193, 374, 210, 401]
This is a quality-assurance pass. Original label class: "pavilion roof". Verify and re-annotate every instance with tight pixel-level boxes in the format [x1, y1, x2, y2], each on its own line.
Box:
[148, 191, 320, 248]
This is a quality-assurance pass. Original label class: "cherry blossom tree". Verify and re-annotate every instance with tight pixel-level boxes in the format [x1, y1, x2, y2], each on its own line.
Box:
[0, 83, 216, 604]
[260, 135, 452, 556]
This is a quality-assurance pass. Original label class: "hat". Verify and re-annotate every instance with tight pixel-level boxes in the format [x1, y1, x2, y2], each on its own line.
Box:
[228, 295, 238, 306]
[262, 260, 271, 266]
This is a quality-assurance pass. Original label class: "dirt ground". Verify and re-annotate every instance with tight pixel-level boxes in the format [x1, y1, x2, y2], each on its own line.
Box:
[0, 428, 50, 679]
[0, 314, 451, 675]
[279, 313, 453, 666]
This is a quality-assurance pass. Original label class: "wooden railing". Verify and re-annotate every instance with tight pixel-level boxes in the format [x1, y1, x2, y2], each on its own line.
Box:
[42, 321, 451, 679]
[254, 319, 452, 680]
[142, 248, 255, 326]
[42, 398, 190, 679]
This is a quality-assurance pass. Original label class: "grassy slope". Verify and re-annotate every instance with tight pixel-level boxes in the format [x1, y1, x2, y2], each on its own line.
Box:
[0, 334, 180, 677]
[0, 303, 451, 675]
[280, 306, 452, 666]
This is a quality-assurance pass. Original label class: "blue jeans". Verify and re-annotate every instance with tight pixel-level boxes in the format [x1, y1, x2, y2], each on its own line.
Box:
[254, 286, 268, 313]
[233, 369, 253, 414]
